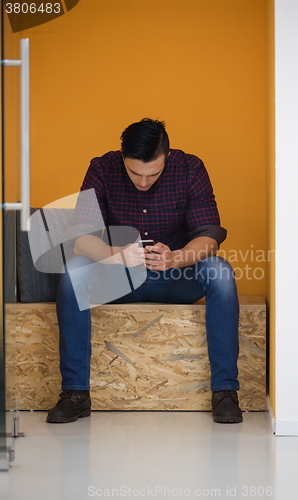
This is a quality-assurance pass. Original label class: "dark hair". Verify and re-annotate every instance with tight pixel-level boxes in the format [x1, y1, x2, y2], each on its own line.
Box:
[120, 118, 170, 162]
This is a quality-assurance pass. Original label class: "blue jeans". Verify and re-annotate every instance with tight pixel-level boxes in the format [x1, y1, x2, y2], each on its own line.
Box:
[56, 256, 240, 392]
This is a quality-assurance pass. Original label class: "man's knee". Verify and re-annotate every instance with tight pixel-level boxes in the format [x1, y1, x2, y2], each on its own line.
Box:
[58, 256, 94, 295]
[63, 256, 94, 273]
[196, 256, 236, 287]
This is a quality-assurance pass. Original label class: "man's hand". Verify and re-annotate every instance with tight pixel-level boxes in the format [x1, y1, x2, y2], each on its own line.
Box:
[121, 243, 146, 267]
[144, 236, 218, 271]
[144, 242, 173, 271]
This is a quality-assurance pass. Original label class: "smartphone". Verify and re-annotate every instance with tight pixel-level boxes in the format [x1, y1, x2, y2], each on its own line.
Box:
[138, 239, 155, 248]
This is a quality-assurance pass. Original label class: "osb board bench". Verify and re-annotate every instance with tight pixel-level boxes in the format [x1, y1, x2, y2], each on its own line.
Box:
[6, 296, 266, 412]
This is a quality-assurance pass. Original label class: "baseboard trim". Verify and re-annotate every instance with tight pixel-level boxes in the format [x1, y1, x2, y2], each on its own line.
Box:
[266, 396, 276, 434]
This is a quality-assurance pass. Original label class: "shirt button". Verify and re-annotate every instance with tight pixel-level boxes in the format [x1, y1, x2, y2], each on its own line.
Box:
[144, 232, 148, 235]
[143, 209, 147, 213]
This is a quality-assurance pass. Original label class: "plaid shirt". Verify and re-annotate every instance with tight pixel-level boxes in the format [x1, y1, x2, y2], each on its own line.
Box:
[74, 149, 226, 251]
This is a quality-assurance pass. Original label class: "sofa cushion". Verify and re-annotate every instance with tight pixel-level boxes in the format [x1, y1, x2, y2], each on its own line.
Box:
[16, 208, 75, 302]
[4, 210, 17, 303]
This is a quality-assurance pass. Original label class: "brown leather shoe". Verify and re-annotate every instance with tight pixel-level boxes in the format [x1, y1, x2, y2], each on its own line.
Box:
[47, 390, 91, 423]
[212, 390, 243, 423]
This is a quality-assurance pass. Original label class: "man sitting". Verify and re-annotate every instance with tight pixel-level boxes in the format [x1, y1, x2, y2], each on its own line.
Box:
[47, 118, 242, 424]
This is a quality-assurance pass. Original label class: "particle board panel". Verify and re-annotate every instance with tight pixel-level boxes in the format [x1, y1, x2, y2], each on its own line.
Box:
[5, 297, 266, 411]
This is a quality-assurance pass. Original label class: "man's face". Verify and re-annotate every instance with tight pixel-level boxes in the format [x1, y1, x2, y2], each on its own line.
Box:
[123, 154, 167, 191]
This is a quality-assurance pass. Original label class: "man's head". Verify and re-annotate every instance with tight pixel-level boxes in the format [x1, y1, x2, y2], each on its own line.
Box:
[120, 118, 170, 191]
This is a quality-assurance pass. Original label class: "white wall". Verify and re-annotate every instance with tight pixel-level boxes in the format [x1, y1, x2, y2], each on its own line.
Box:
[275, 0, 298, 436]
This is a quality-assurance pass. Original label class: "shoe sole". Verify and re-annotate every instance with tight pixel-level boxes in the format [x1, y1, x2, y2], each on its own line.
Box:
[46, 408, 91, 424]
[213, 415, 243, 424]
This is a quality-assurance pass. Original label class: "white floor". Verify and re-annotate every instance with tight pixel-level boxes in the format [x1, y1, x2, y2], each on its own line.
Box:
[1, 411, 298, 500]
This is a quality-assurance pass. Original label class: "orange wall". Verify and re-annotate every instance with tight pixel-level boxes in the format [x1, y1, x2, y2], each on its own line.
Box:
[7, 0, 268, 295]
[265, 0, 275, 414]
